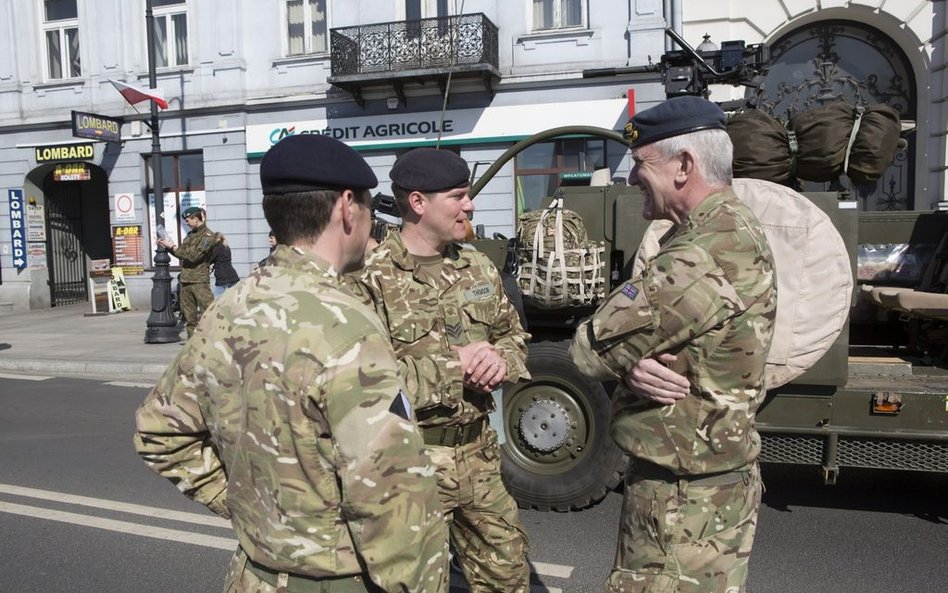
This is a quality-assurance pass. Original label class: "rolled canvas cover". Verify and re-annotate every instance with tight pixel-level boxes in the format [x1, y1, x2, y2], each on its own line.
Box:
[632, 178, 853, 388]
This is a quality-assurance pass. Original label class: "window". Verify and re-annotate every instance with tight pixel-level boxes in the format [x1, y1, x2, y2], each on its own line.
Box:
[532, 0, 584, 31]
[285, 0, 327, 56]
[145, 152, 205, 263]
[404, 0, 450, 20]
[43, 0, 81, 80]
[152, 0, 189, 68]
[515, 138, 626, 213]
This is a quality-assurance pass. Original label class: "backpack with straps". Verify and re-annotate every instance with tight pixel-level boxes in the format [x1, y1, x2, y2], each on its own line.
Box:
[516, 190, 605, 309]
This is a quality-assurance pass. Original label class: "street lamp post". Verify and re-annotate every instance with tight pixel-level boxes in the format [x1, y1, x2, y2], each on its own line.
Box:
[143, 0, 179, 343]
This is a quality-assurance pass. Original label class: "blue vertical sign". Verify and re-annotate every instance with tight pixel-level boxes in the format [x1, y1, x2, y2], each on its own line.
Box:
[8, 189, 26, 270]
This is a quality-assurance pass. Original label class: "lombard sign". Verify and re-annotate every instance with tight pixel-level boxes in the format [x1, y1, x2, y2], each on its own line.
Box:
[72, 110, 122, 143]
[34, 142, 95, 164]
[8, 189, 26, 270]
[245, 99, 628, 157]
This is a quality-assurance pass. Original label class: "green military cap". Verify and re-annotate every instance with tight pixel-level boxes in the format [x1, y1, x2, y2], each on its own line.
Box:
[181, 206, 204, 219]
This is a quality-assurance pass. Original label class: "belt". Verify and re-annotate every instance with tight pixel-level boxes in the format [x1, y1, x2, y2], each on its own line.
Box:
[244, 556, 373, 593]
[420, 417, 486, 446]
[632, 460, 751, 487]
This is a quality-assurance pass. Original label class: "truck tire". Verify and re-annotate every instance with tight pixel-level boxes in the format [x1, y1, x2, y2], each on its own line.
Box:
[500, 341, 627, 511]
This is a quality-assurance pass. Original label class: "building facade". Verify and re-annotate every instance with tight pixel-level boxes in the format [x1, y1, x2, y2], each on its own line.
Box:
[0, 0, 943, 313]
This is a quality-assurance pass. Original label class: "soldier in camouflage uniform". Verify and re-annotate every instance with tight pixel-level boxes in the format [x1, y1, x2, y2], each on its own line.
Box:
[352, 148, 532, 593]
[569, 96, 777, 593]
[158, 206, 215, 339]
[135, 135, 448, 593]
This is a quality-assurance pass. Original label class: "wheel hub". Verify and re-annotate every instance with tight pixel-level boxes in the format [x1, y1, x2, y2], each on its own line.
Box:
[518, 400, 571, 453]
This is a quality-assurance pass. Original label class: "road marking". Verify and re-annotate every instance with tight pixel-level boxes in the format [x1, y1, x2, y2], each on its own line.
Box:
[0, 372, 52, 381]
[0, 483, 573, 587]
[449, 573, 561, 593]
[531, 561, 573, 579]
[0, 483, 230, 528]
[104, 381, 156, 389]
[0, 501, 237, 550]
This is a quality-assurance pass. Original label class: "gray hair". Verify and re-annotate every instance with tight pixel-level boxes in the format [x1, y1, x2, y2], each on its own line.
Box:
[650, 129, 733, 186]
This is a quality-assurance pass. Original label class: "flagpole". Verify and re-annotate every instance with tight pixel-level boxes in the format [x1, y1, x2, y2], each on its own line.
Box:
[144, 0, 179, 343]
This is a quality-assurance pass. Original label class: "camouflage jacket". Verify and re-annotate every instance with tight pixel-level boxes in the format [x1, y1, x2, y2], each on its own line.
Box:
[171, 222, 215, 283]
[134, 245, 448, 593]
[352, 232, 530, 427]
[570, 189, 776, 475]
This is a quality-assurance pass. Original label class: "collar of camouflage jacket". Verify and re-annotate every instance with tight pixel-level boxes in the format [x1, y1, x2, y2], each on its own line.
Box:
[383, 230, 471, 273]
[269, 244, 339, 280]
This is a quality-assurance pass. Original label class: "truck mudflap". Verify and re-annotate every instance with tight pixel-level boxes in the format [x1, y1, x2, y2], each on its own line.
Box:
[756, 376, 948, 483]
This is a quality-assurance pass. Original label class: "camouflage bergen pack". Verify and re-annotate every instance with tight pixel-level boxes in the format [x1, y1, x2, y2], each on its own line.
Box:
[517, 190, 605, 308]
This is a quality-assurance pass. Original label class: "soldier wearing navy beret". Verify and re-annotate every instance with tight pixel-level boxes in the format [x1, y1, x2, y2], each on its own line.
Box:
[157, 205, 215, 339]
[571, 95, 777, 593]
[136, 133, 450, 593]
[352, 147, 533, 592]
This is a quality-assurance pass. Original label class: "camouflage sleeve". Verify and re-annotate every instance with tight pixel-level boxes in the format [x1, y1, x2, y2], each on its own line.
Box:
[316, 324, 449, 593]
[486, 265, 531, 383]
[173, 231, 215, 264]
[133, 346, 230, 518]
[571, 243, 745, 379]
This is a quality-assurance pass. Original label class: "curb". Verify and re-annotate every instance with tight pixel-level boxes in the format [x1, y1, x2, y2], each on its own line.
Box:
[0, 359, 167, 382]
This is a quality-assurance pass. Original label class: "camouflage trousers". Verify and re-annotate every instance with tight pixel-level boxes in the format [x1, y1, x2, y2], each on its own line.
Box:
[223, 548, 377, 593]
[426, 425, 531, 593]
[607, 462, 763, 593]
[180, 281, 214, 338]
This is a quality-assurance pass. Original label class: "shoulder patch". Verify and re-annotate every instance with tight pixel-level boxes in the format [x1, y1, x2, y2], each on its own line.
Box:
[388, 389, 413, 421]
[620, 283, 639, 300]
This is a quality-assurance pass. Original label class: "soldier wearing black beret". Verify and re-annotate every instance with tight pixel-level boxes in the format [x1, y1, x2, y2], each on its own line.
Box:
[136, 135, 450, 593]
[571, 94, 777, 593]
[353, 148, 533, 592]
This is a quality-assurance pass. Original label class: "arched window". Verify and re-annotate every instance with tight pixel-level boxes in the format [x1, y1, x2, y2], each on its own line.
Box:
[751, 21, 916, 210]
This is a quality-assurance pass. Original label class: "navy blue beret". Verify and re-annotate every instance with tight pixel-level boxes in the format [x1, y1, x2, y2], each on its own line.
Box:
[181, 206, 203, 219]
[390, 148, 470, 192]
[626, 96, 726, 147]
[260, 135, 378, 194]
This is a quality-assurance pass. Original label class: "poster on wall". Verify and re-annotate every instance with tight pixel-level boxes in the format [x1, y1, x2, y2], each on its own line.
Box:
[111, 225, 145, 275]
[27, 204, 46, 241]
[114, 193, 136, 222]
[8, 188, 26, 270]
[27, 243, 47, 271]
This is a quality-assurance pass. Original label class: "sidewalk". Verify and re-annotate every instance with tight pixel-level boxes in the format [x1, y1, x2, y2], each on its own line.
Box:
[0, 303, 181, 382]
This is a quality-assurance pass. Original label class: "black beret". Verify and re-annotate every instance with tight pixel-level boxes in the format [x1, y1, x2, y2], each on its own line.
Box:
[626, 96, 726, 147]
[260, 135, 378, 194]
[390, 148, 470, 192]
[181, 206, 203, 219]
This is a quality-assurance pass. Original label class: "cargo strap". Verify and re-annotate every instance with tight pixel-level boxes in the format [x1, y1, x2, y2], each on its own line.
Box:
[420, 416, 486, 447]
[244, 555, 374, 593]
[632, 460, 750, 487]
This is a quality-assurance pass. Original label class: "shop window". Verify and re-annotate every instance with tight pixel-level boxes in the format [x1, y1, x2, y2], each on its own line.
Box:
[285, 0, 328, 56]
[43, 0, 81, 80]
[532, 0, 584, 32]
[145, 152, 205, 261]
[515, 138, 624, 214]
[152, 0, 189, 68]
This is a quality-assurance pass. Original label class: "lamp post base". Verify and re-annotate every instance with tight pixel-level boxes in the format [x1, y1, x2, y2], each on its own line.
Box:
[144, 247, 181, 344]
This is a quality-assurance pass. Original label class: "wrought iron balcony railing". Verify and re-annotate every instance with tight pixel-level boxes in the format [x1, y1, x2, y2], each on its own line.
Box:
[331, 13, 498, 76]
[330, 13, 499, 85]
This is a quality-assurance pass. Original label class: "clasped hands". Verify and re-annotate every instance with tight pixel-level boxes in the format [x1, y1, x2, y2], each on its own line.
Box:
[452, 341, 506, 393]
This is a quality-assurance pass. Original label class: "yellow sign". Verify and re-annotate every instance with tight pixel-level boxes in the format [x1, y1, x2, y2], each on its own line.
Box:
[109, 267, 131, 312]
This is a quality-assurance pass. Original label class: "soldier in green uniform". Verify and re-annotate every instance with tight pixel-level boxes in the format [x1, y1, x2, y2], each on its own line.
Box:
[135, 135, 449, 593]
[569, 96, 777, 593]
[158, 206, 215, 339]
[352, 148, 532, 593]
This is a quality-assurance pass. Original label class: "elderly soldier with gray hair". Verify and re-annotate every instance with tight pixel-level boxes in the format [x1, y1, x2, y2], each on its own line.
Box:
[570, 96, 777, 593]
[134, 135, 448, 593]
[352, 148, 531, 593]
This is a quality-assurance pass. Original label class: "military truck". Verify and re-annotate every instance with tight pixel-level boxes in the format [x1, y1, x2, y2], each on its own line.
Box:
[457, 31, 948, 511]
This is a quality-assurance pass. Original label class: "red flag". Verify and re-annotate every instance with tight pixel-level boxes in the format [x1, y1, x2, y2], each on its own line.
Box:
[108, 79, 169, 110]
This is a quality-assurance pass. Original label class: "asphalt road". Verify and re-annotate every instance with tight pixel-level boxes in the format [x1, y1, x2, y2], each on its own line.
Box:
[1, 373, 945, 593]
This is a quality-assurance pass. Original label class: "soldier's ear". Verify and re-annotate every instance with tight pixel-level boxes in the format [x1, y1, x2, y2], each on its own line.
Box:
[406, 190, 427, 217]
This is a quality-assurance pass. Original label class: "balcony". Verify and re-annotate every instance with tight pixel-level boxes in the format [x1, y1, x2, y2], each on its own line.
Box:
[328, 13, 501, 107]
